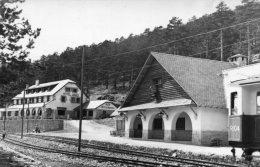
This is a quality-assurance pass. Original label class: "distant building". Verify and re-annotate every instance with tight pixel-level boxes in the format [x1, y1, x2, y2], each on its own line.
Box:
[0, 79, 86, 120]
[74, 100, 118, 119]
[117, 52, 236, 146]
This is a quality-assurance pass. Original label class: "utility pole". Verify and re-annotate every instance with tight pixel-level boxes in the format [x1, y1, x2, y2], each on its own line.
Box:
[247, 23, 251, 64]
[220, 29, 223, 61]
[4, 104, 6, 131]
[78, 46, 85, 152]
[21, 84, 28, 139]
[26, 100, 30, 133]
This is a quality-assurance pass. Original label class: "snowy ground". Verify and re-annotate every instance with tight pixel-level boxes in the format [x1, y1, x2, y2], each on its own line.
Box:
[40, 120, 247, 157]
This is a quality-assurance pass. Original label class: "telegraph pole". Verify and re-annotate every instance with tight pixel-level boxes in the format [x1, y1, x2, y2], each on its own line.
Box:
[220, 29, 223, 61]
[26, 100, 30, 133]
[21, 88, 25, 139]
[21, 84, 28, 139]
[78, 46, 85, 152]
[247, 23, 251, 64]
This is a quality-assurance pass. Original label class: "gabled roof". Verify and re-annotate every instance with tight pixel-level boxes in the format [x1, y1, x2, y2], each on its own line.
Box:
[74, 100, 116, 110]
[122, 52, 236, 109]
[87, 100, 110, 109]
[13, 79, 76, 99]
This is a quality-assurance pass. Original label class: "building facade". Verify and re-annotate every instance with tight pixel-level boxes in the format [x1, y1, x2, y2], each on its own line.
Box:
[0, 79, 86, 120]
[118, 52, 236, 146]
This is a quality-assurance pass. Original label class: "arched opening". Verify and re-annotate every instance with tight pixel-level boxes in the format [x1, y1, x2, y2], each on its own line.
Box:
[133, 116, 143, 138]
[149, 114, 164, 139]
[172, 112, 192, 141]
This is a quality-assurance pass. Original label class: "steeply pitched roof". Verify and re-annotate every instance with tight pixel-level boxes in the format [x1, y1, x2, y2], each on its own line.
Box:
[13, 79, 75, 99]
[122, 52, 236, 109]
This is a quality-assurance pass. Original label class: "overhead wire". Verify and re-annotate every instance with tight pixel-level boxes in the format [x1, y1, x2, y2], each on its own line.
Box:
[42, 17, 260, 68]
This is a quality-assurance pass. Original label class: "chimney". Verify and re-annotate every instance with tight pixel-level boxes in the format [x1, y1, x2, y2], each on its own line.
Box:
[35, 80, 40, 86]
[228, 54, 248, 67]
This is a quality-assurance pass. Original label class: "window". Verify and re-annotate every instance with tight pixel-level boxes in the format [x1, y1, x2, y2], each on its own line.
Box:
[17, 99, 19, 105]
[88, 110, 93, 116]
[58, 110, 66, 115]
[176, 117, 185, 130]
[61, 96, 66, 102]
[72, 88, 77, 93]
[2, 112, 6, 117]
[76, 98, 80, 103]
[65, 87, 70, 92]
[25, 98, 27, 104]
[47, 96, 50, 102]
[231, 92, 238, 115]
[38, 108, 42, 116]
[30, 98, 34, 103]
[7, 111, 11, 116]
[36, 97, 39, 103]
[257, 92, 260, 114]
[152, 77, 162, 88]
[21, 99, 24, 104]
[21, 109, 24, 116]
[41, 96, 44, 102]
[32, 109, 36, 115]
[15, 111, 18, 116]
[71, 97, 76, 103]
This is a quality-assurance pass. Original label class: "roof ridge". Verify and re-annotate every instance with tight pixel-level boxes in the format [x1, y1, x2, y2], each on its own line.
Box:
[151, 52, 235, 65]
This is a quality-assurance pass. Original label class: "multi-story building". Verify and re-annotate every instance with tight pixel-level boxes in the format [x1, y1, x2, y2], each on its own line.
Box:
[0, 79, 86, 120]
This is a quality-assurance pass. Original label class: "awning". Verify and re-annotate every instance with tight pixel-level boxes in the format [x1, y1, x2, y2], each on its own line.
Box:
[230, 76, 260, 86]
[119, 99, 193, 112]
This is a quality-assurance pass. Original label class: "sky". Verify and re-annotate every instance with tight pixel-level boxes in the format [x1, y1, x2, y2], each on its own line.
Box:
[19, 0, 243, 60]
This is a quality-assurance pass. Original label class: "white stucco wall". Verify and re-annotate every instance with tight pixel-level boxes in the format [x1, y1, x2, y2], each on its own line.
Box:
[200, 107, 228, 131]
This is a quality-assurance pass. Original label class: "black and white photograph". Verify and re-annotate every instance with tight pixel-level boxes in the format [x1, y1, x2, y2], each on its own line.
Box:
[0, 0, 260, 166]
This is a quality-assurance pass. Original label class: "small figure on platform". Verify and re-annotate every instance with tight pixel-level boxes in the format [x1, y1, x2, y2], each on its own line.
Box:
[34, 124, 40, 133]
[2, 130, 6, 140]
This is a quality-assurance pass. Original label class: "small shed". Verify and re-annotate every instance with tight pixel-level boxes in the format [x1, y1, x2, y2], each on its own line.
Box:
[74, 100, 118, 119]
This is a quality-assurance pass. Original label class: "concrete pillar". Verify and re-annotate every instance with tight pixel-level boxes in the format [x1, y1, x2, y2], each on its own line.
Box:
[163, 117, 172, 141]
[141, 117, 149, 140]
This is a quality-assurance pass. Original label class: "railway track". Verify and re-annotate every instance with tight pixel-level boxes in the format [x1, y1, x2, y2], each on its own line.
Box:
[5, 137, 179, 167]
[11, 134, 239, 167]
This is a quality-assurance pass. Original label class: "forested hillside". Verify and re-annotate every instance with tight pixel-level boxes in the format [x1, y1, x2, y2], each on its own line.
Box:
[1, 0, 260, 106]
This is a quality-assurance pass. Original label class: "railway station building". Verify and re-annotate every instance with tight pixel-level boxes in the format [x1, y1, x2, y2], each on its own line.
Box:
[118, 52, 236, 146]
[0, 79, 87, 120]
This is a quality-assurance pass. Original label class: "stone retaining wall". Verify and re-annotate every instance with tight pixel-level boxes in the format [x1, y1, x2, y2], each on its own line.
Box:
[0, 119, 63, 134]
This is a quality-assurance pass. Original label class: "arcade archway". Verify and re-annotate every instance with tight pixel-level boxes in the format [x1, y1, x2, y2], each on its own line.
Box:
[133, 116, 143, 138]
[149, 113, 164, 139]
[172, 112, 192, 141]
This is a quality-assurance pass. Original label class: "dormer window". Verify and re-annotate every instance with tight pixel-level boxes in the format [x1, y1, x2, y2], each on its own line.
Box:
[72, 88, 77, 93]
[65, 87, 70, 92]
[152, 77, 162, 88]
[257, 92, 260, 114]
